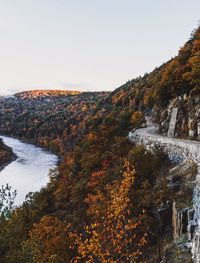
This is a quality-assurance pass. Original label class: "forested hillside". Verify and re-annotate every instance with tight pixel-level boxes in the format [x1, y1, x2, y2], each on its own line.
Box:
[110, 26, 200, 139]
[0, 26, 199, 262]
[15, 90, 80, 99]
[0, 139, 15, 170]
[111, 26, 200, 107]
[0, 91, 109, 153]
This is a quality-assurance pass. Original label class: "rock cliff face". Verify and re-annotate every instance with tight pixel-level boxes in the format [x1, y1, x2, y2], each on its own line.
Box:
[143, 161, 195, 263]
[158, 90, 200, 141]
[129, 120, 200, 262]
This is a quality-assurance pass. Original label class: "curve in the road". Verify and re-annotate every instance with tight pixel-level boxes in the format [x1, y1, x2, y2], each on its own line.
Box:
[128, 121, 200, 263]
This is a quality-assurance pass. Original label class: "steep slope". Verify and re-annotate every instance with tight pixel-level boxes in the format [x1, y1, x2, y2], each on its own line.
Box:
[0, 91, 109, 153]
[109, 26, 200, 140]
[0, 26, 199, 262]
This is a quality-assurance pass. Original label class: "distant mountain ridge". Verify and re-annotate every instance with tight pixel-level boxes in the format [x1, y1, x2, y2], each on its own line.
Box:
[15, 89, 81, 99]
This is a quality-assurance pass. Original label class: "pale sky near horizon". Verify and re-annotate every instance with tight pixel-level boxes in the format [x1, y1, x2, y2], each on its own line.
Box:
[0, 0, 199, 95]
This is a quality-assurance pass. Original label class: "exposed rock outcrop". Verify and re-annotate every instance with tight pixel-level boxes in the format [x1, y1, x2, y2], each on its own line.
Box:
[159, 91, 200, 141]
[129, 120, 200, 262]
[167, 107, 178, 138]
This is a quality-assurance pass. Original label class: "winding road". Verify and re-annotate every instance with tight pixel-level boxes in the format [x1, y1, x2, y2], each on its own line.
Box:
[128, 119, 200, 262]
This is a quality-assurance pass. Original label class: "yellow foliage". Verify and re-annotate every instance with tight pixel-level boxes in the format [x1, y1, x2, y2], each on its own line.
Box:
[71, 161, 147, 262]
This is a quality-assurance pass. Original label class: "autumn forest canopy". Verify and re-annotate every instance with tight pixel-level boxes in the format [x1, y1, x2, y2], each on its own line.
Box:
[0, 26, 199, 262]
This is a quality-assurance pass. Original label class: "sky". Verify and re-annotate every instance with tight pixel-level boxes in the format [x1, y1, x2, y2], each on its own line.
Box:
[0, 0, 199, 95]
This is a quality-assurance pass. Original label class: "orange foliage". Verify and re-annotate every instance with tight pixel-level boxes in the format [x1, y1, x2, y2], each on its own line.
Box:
[87, 132, 98, 142]
[72, 161, 147, 262]
[22, 216, 71, 263]
[88, 170, 105, 188]
[131, 111, 144, 127]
